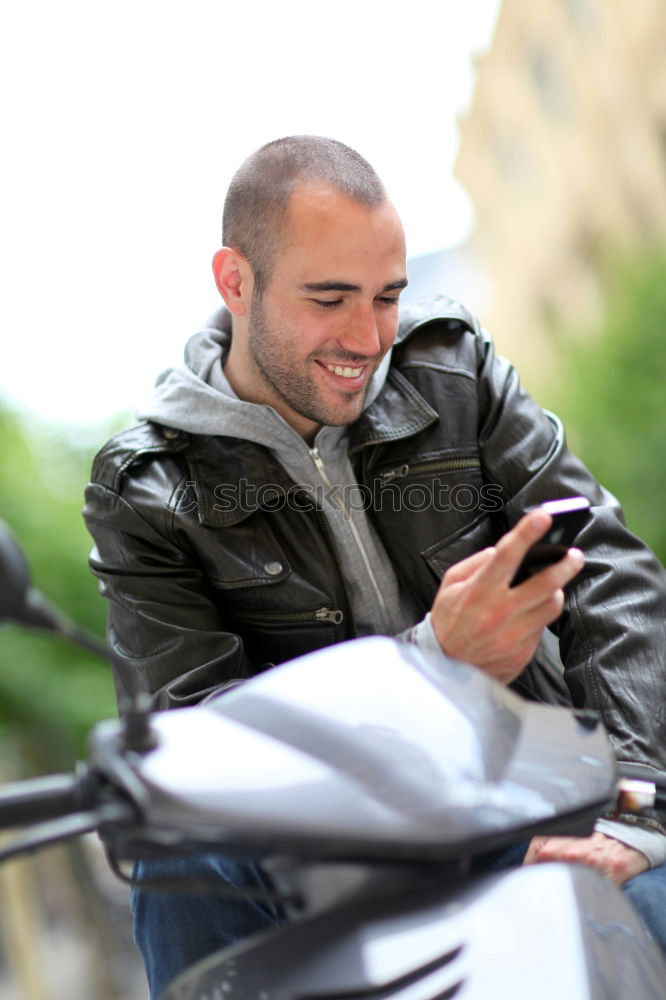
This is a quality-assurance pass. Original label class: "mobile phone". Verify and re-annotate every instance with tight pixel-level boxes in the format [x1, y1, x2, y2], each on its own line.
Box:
[511, 496, 591, 586]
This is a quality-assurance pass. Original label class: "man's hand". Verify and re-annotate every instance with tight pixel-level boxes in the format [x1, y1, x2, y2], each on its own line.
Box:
[524, 832, 649, 885]
[430, 509, 584, 684]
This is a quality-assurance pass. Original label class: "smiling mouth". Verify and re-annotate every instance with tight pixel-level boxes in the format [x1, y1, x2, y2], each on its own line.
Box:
[323, 363, 365, 379]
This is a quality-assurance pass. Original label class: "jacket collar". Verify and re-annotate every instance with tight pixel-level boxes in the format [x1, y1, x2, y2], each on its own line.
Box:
[348, 369, 439, 454]
[349, 293, 477, 453]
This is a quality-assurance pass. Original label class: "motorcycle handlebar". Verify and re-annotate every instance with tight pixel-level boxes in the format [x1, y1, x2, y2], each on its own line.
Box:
[0, 770, 94, 832]
[0, 766, 138, 866]
[0, 727, 664, 869]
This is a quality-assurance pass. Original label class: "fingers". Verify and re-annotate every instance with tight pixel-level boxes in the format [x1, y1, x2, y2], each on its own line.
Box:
[474, 510, 551, 586]
[430, 509, 585, 685]
[523, 833, 650, 886]
[476, 509, 584, 592]
[517, 549, 584, 609]
[442, 546, 496, 585]
[519, 588, 565, 635]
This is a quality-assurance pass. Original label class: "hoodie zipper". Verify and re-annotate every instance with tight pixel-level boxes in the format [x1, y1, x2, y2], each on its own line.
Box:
[378, 457, 481, 484]
[309, 446, 389, 623]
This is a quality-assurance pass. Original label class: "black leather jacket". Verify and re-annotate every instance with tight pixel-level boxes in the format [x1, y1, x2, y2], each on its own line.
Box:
[83, 297, 666, 779]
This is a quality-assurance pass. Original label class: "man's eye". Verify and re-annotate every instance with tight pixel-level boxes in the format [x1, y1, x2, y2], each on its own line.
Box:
[313, 299, 342, 309]
[377, 296, 400, 306]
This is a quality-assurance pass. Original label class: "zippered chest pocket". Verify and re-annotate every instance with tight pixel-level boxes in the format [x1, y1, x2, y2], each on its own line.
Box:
[373, 452, 501, 518]
[367, 451, 505, 605]
[377, 456, 482, 484]
[226, 605, 344, 627]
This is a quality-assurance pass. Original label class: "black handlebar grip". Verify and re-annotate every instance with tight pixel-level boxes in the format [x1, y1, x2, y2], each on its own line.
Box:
[0, 772, 92, 831]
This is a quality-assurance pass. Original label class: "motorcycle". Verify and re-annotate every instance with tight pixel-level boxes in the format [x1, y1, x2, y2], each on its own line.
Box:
[1, 517, 665, 999]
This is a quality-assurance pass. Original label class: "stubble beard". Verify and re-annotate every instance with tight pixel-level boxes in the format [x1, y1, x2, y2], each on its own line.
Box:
[247, 295, 374, 428]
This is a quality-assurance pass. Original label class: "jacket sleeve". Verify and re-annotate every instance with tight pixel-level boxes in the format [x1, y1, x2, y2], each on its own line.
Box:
[83, 471, 253, 712]
[475, 329, 666, 784]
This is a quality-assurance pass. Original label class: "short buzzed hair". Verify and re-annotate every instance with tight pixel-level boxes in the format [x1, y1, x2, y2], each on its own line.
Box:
[222, 135, 387, 296]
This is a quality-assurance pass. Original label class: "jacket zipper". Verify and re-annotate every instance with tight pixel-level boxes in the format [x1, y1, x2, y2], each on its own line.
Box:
[378, 457, 481, 483]
[229, 605, 344, 626]
[309, 446, 388, 624]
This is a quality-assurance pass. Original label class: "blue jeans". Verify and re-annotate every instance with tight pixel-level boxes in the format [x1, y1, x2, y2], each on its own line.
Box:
[132, 849, 666, 999]
[130, 853, 285, 1000]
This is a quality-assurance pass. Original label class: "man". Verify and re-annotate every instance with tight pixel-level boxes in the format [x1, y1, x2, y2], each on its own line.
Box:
[84, 136, 666, 996]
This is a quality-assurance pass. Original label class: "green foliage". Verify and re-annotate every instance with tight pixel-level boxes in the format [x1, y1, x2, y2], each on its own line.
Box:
[540, 250, 666, 564]
[0, 409, 125, 773]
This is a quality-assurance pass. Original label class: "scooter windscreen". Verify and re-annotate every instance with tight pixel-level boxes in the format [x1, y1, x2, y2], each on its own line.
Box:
[114, 636, 617, 859]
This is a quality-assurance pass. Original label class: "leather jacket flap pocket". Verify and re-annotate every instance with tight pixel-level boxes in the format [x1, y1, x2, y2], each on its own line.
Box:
[421, 512, 497, 579]
[192, 515, 292, 589]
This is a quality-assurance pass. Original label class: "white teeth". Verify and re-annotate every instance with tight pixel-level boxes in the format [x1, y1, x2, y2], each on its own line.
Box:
[326, 364, 363, 378]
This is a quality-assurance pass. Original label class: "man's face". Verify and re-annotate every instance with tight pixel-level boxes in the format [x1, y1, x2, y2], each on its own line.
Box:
[244, 183, 408, 439]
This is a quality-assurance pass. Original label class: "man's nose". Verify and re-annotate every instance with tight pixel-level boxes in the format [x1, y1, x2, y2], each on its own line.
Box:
[337, 305, 382, 358]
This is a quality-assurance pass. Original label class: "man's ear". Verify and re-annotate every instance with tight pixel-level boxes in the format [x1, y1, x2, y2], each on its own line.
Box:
[212, 247, 253, 316]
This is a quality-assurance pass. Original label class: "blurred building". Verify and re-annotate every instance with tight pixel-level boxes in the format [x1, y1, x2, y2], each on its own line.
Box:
[454, 0, 666, 384]
[403, 245, 489, 314]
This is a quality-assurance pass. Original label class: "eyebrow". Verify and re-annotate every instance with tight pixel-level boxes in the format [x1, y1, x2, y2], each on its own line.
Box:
[300, 278, 409, 293]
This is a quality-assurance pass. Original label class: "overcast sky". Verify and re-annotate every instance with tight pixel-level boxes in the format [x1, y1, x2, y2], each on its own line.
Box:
[0, 0, 501, 426]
